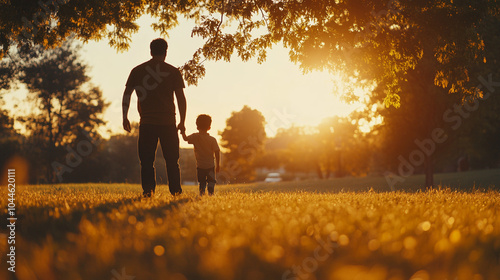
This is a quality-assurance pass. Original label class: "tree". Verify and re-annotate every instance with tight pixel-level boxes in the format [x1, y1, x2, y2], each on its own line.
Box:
[219, 105, 266, 183]
[5, 39, 109, 183]
[0, 53, 16, 91]
[0, 98, 14, 135]
[373, 62, 459, 188]
[98, 123, 141, 183]
[1, 0, 497, 102]
[0, 102, 24, 175]
[318, 116, 371, 178]
[265, 116, 370, 180]
[278, 127, 324, 179]
[368, 5, 500, 188]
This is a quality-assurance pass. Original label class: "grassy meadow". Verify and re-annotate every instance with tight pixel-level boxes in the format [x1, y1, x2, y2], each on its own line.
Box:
[1, 169, 500, 280]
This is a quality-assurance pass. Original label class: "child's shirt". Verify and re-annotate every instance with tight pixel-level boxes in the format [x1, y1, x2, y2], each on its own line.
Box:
[186, 132, 220, 169]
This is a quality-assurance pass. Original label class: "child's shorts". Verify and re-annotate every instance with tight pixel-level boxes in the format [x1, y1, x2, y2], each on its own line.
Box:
[197, 167, 216, 184]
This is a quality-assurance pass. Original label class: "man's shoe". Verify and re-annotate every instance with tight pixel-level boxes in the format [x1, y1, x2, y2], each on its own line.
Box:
[172, 191, 182, 197]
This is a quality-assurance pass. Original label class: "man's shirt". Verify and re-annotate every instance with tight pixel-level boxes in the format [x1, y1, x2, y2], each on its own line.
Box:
[126, 60, 185, 125]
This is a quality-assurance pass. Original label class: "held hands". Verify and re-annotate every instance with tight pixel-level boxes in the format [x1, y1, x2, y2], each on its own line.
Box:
[177, 122, 186, 135]
[123, 118, 131, 133]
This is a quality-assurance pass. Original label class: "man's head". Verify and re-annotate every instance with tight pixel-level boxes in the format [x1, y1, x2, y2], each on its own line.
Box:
[196, 114, 212, 132]
[150, 38, 168, 59]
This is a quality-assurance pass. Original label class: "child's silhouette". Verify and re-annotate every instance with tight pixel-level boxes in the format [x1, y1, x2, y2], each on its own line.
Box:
[181, 115, 220, 195]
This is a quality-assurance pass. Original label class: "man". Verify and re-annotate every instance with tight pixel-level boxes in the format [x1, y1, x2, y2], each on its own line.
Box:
[122, 38, 186, 197]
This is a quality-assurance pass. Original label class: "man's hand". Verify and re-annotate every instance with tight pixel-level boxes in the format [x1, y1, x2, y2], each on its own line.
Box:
[177, 122, 186, 134]
[123, 118, 131, 133]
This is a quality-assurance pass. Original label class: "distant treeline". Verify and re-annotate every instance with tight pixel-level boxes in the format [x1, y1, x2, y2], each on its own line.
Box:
[1, 111, 499, 185]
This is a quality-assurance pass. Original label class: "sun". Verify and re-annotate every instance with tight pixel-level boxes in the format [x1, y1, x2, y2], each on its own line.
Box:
[267, 69, 370, 135]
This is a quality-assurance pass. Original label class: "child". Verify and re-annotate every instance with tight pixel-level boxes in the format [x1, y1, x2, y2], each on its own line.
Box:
[181, 114, 220, 195]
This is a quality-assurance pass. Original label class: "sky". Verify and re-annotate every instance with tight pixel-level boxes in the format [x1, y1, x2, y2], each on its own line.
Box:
[5, 15, 368, 148]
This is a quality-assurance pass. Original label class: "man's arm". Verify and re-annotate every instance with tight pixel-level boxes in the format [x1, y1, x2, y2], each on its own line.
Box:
[122, 86, 134, 132]
[174, 87, 186, 134]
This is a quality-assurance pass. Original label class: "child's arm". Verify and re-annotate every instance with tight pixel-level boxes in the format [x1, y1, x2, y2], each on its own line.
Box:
[181, 130, 189, 142]
[215, 150, 220, 173]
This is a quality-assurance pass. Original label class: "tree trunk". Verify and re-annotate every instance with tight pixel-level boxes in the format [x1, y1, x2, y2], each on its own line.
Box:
[425, 155, 434, 188]
[336, 151, 343, 177]
[316, 164, 324, 179]
[46, 106, 55, 183]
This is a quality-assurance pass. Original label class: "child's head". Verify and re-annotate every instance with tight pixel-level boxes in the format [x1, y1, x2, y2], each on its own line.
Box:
[196, 114, 212, 132]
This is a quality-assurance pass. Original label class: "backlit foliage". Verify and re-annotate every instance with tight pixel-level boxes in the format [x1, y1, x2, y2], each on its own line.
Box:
[1, 0, 497, 104]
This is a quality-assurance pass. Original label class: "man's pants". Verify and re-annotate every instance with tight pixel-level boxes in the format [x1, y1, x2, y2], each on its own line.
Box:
[138, 124, 182, 196]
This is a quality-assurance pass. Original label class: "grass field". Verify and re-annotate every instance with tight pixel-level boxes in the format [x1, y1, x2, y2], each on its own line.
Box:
[1, 169, 500, 280]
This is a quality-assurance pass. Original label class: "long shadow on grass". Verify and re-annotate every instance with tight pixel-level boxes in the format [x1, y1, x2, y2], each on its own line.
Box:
[9, 195, 193, 244]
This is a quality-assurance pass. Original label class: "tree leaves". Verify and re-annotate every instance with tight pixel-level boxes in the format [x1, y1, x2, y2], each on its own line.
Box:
[1, 0, 498, 104]
[8, 38, 109, 182]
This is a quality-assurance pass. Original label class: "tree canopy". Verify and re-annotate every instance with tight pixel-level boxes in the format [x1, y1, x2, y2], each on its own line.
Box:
[219, 105, 266, 182]
[1, 0, 498, 106]
[2, 39, 109, 182]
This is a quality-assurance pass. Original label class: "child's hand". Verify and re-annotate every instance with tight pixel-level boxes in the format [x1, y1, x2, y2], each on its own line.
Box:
[177, 122, 186, 134]
[181, 131, 188, 142]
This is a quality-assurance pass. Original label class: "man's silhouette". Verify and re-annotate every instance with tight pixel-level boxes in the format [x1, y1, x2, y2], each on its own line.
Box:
[122, 38, 186, 197]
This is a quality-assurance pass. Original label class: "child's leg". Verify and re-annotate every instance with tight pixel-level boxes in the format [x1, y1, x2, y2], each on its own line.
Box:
[197, 168, 207, 195]
[207, 167, 216, 195]
[207, 183, 215, 195]
[199, 182, 207, 195]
